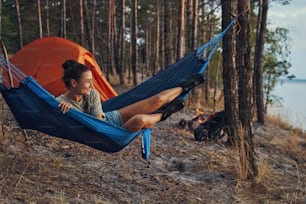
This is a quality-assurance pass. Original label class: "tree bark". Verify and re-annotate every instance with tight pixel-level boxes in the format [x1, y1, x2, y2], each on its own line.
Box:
[192, 0, 198, 50]
[236, 0, 257, 180]
[46, 0, 50, 36]
[0, 0, 2, 37]
[37, 0, 43, 38]
[254, 0, 268, 124]
[160, 1, 165, 69]
[164, 1, 173, 66]
[131, 0, 138, 85]
[199, 0, 207, 44]
[91, 0, 96, 54]
[107, 0, 116, 76]
[118, 0, 126, 85]
[154, 0, 161, 74]
[204, 0, 215, 103]
[145, 23, 150, 78]
[83, 0, 92, 50]
[221, 0, 239, 145]
[59, 0, 66, 38]
[186, 0, 193, 51]
[15, 0, 23, 49]
[79, 0, 85, 45]
[177, 0, 186, 59]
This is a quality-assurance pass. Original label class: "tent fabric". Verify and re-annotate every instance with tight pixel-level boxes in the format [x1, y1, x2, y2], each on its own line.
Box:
[0, 19, 235, 159]
[9, 37, 117, 101]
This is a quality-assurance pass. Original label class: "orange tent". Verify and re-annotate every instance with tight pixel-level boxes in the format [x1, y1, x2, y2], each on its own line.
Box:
[9, 37, 117, 101]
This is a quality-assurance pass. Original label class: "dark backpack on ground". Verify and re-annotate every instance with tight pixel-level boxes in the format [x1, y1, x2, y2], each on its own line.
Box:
[194, 110, 226, 141]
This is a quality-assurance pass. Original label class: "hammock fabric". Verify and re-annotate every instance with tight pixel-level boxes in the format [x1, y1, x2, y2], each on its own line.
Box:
[0, 20, 235, 159]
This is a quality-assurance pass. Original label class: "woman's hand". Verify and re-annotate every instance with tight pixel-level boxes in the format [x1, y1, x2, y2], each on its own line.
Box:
[58, 100, 73, 114]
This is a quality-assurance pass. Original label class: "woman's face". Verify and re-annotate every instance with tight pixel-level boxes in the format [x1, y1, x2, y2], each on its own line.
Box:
[74, 70, 93, 96]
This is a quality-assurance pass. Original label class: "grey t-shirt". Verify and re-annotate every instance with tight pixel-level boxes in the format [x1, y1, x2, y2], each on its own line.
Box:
[57, 89, 105, 119]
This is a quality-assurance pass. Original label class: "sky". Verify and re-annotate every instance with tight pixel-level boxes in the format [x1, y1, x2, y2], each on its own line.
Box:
[268, 0, 306, 79]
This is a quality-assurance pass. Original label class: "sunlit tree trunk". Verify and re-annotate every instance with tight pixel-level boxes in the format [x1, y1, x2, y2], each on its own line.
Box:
[154, 0, 161, 74]
[254, 0, 268, 124]
[37, 0, 43, 38]
[236, 0, 257, 180]
[199, 0, 207, 44]
[177, 0, 185, 59]
[15, 0, 23, 49]
[192, 0, 198, 49]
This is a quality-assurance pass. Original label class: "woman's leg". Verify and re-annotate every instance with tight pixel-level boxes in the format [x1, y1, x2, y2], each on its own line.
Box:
[119, 73, 206, 131]
[118, 87, 183, 124]
[122, 113, 162, 132]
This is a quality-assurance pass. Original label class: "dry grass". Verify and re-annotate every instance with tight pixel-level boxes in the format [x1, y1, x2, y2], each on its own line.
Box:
[266, 114, 305, 135]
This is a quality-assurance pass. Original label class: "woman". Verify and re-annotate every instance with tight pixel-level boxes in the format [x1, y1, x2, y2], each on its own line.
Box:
[57, 60, 205, 132]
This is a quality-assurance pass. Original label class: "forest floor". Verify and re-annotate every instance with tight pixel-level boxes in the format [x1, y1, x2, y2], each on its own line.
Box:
[0, 96, 306, 203]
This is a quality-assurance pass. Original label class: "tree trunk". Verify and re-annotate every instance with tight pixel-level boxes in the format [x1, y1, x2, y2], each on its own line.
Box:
[131, 0, 138, 85]
[91, 0, 96, 54]
[83, 0, 92, 50]
[46, 0, 50, 36]
[192, 0, 198, 50]
[68, 0, 76, 39]
[107, 0, 116, 76]
[204, 0, 215, 103]
[164, 1, 173, 66]
[236, 0, 257, 180]
[199, 0, 207, 44]
[0, 0, 2, 37]
[186, 0, 193, 51]
[145, 23, 150, 77]
[15, 0, 23, 49]
[221, 0, 239, 145]
[37, 0, 43, 38]
[254, 0, 268, 124]
[176, 0, 186, 59]
[160, 1, 165, 70]
[59, 0, 66, 38]
[154, 0, 161, 74]
[118, 0, 126, 85]
[79, 0, 85, 45]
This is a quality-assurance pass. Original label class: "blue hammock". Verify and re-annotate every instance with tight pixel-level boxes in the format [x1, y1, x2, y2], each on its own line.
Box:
[0, 20, 235, 159]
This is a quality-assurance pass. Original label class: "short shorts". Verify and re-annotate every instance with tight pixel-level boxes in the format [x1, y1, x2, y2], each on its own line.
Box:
[104, 110, 123, 127]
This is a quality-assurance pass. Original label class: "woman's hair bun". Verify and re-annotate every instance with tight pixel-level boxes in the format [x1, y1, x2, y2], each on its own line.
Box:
[62, 59, 76, 70]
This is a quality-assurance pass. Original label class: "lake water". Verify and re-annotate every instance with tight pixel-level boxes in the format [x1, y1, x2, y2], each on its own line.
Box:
[268, 79, 306, 131]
